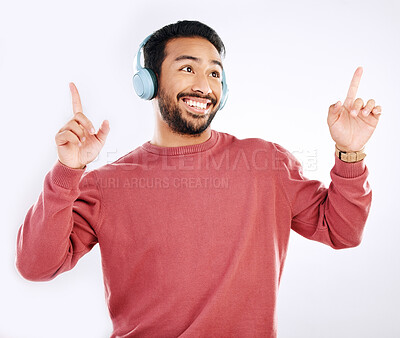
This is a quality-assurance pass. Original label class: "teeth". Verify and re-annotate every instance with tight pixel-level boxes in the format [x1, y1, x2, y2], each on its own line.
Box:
[185, 99, 207, 110]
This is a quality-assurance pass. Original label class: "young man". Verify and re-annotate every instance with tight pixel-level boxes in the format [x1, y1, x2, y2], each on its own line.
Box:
[16, 21, 382, 337]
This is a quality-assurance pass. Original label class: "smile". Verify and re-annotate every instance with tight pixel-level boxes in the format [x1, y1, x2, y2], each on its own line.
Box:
[181, 97, 212, 115]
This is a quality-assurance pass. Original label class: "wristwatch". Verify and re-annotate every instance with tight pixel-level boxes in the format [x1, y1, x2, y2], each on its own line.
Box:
[335, 145, 366, 163]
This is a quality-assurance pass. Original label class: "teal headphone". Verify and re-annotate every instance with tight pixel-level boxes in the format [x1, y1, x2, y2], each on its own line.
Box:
[133, 34, 229, 111]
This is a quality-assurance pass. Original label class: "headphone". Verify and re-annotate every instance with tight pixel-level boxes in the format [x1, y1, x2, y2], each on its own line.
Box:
[133, 34, 229, 111]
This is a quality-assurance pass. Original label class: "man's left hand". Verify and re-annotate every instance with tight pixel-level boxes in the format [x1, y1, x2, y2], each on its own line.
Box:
[327, 66, 382, 152]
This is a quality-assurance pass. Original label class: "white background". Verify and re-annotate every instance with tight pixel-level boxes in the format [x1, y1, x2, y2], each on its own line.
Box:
[1, 0, 399, 337]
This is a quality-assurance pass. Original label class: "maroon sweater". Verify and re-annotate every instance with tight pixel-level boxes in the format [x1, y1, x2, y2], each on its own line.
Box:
[16, 129, 371, 337]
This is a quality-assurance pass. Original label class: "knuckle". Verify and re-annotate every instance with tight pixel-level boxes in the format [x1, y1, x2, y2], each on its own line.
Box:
[74, 112, 87, 124]
[66, 130, 75, 138]
[75, 112, 91, 127]
[72, 120, 84, 131]
[70, 129, 82, 140]
[355, 99, 363, 107]
[67, 119, 78, 128]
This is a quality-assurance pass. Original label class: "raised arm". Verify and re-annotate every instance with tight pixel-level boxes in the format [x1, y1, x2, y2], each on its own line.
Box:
[16, 83, 110, 281]
[276, 67, 381, 249]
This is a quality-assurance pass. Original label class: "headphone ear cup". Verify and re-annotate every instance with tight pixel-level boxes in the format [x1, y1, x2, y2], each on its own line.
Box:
[219, 77, 229, 111]
[133, 68, 158, 100]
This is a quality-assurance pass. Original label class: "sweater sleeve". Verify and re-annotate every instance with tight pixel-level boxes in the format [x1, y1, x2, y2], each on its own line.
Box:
[16, 160, 103, 281]
[274, 143, 372, 249]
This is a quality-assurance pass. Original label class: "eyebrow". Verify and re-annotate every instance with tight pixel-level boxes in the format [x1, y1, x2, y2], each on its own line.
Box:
[173, 55, 223, 70]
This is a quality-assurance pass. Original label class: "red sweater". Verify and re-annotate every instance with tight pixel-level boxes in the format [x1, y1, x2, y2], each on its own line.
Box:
[16, 129, 371, 337]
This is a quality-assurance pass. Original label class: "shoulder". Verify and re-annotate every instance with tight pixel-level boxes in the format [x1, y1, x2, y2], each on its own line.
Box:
[85, 145, 145, 179]
[218, 131, 303, 172]
[213, 131, 301, 171]
[214, 130, 275, 151]
[215, 130, 294, 158]
[271, 142, 302, 169]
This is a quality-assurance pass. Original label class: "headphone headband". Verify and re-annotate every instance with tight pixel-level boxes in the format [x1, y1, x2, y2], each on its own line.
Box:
[134, 34, 151, 73]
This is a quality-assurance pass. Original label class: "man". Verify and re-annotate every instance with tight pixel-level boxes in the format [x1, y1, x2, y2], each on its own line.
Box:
[16, 20, 382, 337]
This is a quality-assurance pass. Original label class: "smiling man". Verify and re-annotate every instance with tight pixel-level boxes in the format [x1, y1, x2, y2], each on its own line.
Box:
[16, 21, 382, 337]
[149, 34, 224, 145]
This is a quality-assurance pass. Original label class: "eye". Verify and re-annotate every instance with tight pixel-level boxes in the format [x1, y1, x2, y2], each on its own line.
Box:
[210, 71, 221, 78]
[181, 66, 193, 73]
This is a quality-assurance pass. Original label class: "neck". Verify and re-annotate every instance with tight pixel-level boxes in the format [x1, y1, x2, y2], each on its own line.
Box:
[150, 104, 212, 148]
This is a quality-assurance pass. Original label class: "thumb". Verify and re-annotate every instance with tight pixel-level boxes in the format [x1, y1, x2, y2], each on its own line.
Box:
[96, 120, 110, 144]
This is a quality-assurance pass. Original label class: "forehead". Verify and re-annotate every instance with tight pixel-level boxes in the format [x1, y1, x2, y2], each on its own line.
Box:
[163, 37, 222, 65]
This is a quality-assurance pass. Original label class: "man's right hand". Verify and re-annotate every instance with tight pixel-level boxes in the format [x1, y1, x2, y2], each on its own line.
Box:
[55, 83, 110, 169]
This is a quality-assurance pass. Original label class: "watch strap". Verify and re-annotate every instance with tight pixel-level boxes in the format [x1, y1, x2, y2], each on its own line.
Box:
[335, 145, 366, 163]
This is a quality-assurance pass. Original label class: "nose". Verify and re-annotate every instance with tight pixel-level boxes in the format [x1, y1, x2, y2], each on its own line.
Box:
[191, 73, 212, 95]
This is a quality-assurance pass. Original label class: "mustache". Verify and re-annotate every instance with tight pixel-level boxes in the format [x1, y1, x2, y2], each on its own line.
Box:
[177, 92, 217, 106]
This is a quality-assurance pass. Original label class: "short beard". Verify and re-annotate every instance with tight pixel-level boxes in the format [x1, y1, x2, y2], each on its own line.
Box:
[157, 88, 219, 136]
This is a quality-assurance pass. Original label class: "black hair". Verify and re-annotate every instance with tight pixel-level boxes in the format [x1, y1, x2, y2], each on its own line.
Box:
[143, 20, 225, 79]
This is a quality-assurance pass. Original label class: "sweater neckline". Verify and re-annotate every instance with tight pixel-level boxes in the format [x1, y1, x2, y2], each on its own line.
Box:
[141, 129, 218, 156]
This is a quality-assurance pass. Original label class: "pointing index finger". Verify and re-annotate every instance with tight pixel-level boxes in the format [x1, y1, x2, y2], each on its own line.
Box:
[69, 82, 96, 134]
[69, 82, 83, 115]
[344, 66, 363, 107]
